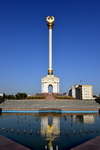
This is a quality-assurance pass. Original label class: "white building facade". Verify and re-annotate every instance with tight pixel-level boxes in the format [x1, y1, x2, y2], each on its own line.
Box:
[69, 84, 79, 98]
[69, 84, 93, 100]
[80, 85, 93, 100]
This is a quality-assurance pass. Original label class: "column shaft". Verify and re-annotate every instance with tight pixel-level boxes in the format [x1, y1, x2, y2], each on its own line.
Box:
[49, 29, 52, 70]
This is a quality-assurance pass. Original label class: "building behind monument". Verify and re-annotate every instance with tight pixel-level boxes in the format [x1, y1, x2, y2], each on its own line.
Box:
[69, 84, 93, 100]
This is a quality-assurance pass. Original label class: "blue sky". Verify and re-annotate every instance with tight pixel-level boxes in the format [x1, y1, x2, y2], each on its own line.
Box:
[0, 0, 100, 95]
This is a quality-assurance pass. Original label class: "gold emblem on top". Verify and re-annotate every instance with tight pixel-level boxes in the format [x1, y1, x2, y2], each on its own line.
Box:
[46, 16, 55, 23]
[46, 16, 55, 29]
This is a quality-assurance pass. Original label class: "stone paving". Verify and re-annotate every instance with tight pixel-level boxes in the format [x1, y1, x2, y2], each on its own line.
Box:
[0, 135, 31, 150]
[71, 136, 100, 150]
[0, 99, 100, 109]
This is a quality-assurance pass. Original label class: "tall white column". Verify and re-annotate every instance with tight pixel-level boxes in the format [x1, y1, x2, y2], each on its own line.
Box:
[46, 16, 54, 75]
[49, 29, 52, 71]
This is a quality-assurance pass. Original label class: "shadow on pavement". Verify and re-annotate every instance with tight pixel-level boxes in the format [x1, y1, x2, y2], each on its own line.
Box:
[95, 99, 100, 104]
[0, 99, 6, 104]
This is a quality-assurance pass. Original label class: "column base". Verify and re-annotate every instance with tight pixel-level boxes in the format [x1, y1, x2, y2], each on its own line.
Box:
[48, 70, 53, 75]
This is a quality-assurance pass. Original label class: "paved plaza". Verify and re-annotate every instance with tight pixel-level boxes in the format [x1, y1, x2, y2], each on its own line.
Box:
[0, 99, 100, 109]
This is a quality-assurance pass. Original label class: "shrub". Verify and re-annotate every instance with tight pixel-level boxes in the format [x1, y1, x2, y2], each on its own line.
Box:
[56, 96, 75, 99]
[27, 96, 45, 99]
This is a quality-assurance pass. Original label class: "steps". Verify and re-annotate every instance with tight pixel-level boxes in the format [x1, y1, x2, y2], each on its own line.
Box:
[0, 99, 100, 109]
[45, 93, 56, 100]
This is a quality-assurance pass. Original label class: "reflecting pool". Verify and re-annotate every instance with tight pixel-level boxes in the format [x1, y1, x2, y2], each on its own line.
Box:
[0, 113, 100, 150]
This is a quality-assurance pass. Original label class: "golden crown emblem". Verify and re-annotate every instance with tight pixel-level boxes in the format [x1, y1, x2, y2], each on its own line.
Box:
[46, 16, 55, 23]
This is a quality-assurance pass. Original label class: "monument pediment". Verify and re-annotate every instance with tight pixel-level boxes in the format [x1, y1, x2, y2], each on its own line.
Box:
[42, 75, 60, 83]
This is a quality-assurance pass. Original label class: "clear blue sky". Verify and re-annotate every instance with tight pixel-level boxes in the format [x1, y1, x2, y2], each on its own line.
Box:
[0, 0, 100, 95]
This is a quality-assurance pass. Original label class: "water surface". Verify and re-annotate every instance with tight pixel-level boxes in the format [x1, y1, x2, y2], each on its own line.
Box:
[0, 113, 100, 150]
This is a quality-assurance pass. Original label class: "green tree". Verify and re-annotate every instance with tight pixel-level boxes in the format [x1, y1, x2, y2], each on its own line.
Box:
[3, 93, 8, 99]
[15, 92, 27, 99]
[3, 93, 5, 99]
[8, 95, 15, 99]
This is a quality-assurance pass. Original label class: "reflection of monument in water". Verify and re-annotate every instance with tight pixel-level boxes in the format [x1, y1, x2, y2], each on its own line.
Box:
[41, 16, 60, 93]
[40, 116, 60, 150]
[41, 116, 60, 135]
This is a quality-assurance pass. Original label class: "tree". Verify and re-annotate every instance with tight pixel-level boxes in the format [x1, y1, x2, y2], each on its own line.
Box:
[15, 92, 27, 99]
[3, 93, 8, 99]
[3, 93, 5, 99]
[7, 95, 15, 99]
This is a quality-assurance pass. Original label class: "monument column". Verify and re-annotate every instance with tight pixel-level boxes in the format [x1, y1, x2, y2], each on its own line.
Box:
[41, 16, 60, 93]
[46, 16, 55, 75]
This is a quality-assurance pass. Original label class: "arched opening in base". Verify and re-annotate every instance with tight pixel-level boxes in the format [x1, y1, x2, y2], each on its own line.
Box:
[48, 84, 53, 93]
